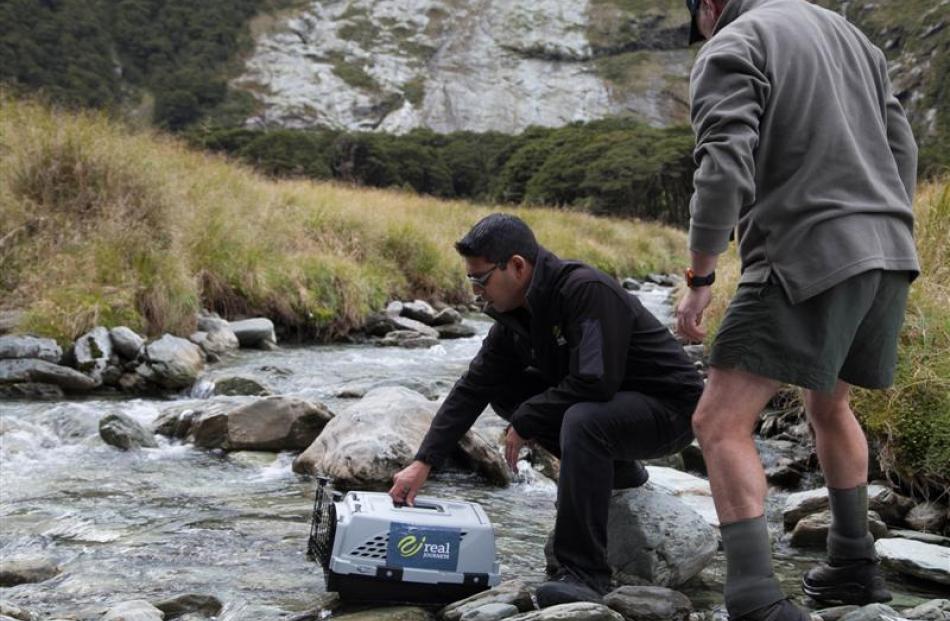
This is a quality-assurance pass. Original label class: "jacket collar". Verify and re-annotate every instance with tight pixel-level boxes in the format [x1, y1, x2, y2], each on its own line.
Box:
[715, 0, 769, 36]
[484, 246, 562, 323]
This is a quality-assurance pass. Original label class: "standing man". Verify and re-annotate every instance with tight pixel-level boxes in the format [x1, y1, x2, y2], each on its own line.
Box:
[678, 0, 919, 619]
[391, 214, 704, 607]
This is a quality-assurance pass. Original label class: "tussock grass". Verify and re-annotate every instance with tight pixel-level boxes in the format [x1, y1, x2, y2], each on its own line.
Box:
[702, 179, 950, 494]
[0, 96, 687, 344]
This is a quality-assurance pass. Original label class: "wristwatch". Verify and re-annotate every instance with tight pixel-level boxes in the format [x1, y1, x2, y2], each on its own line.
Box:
[685, 268, 716, 288]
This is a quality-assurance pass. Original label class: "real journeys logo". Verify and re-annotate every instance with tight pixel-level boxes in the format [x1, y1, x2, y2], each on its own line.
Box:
[387, 522, 460, 571]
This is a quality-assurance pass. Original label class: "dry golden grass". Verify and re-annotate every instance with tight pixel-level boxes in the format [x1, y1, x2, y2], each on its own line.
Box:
[0, 96, 688, 343]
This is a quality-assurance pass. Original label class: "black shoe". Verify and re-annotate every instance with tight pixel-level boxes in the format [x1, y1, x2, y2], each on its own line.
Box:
[731, 599, 810, 621]
[802, 560, 891, 605]
[613, 460, 649, 489]
[536, 569, 606, 608]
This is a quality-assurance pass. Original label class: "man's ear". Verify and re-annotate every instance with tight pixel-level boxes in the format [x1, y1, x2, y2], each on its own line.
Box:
[508, 255, 530, 279]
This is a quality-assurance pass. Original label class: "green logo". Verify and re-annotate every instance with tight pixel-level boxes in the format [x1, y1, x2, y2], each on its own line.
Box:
[397, 534, 426, 558]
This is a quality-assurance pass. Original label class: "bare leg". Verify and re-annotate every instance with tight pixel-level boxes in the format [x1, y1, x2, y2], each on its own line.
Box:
[804, 380, 867, 488]
[693, 366, 781, 524]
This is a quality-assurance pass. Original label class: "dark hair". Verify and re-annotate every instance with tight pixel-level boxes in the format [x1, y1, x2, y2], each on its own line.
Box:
[455, 214, 539, 265]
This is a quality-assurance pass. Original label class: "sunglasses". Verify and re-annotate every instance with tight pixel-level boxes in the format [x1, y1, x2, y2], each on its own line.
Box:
[467, 265, 500, 289]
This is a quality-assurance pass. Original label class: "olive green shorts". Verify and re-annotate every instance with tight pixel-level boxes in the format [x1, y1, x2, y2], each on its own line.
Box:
[709, 269, 911, 392]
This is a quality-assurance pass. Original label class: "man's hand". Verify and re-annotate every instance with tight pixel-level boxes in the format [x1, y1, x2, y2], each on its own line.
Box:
[504, 425, 526, 473]
[676, 286, 713, 343]
[389, 460, 431, 506]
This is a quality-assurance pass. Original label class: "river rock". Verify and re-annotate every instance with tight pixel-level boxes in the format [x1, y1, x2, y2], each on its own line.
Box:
[813, 606, 860, 621]
[378, 330, 440, 349]
[604, 487, 717, 587]
[875, 537, 950, 585]
[0, 382, 64, 399]
[401, 300, 439, 325]
[213, 375, 272, 396]
[0, 600, 34, 621]
[460, 604, 521, 621]
[102, 600, 164, 621]
[436, 323, 478, 339]
[74, 326, 113, 380]
[155, 399, 240, 439]
[99, 413, 158, 450]
[867, 485, 915, 524]
[901, 600, 950, 621]
[332, 607, 431, 621]
[765, 458, 804, 488]
[789, 510, 887, 548]
[0, 358, 98, 392]
[228, 318, 277, 348]
[223, 396, 333, 450]
[645, 466, 718, 527]
[888, 529, 950, 546]
[386, 301, 404, 316]
[440, 580, 534, 621]
[143, 335, 205, 389]
[622, 278, 642, 291]
[293, 386, 508, 486]
[110, 327, 145, 360]
[680, 441, 706, 475]
[196, 315, 230, 333]
[603, 586, 692, 621]
[837, 604, 902, 621]
[152, 593, 223, 618]
[432, 307, 463, 326]
[190, 328, 239, 358]
[0, 335, 62, 363]
[507, 603, 623, 621]
[0, 557, 60, 587]
[905, 502, 947, 533]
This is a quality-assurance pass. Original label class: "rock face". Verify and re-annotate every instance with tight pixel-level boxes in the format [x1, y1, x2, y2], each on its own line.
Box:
[234, 1, 692, 133]
[156, 396, 334, 451]
[875, 537, 950, 586]
[143, 335, 205, 389]
[0, 335, 62, 363]
[0, 359, 98, 392]
[293, 386, 509, 486]
[603, 586, 693, 621]
[99, 413, 159, 450]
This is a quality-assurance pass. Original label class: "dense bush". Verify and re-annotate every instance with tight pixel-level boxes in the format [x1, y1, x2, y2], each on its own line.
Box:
[190, 120, 698, 226]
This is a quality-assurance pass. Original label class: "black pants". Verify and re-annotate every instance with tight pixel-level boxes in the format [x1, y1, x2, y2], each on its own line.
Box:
[491, 370, 698, 590]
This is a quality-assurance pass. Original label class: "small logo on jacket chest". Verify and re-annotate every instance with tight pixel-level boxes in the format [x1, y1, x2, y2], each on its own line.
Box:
[552, 325, 567, 347]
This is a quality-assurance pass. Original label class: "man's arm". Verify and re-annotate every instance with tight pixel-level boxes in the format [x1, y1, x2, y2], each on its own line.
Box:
[508, 281, 632, 440]
[879, 52, 917, 203]
[688, 32, 769, 257]
[676, 250, 719, 342]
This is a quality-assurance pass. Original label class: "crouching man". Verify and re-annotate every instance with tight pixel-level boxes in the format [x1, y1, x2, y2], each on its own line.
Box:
[389, 214, 704, 607]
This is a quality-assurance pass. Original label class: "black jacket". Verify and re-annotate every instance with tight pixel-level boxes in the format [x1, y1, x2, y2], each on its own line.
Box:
[415, 248, 704, 467]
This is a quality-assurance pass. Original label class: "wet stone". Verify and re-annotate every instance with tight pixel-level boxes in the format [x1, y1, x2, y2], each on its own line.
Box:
[212, 375, 272, 396]
[332, 606, 432, 621]
[99, 413, 159, 450]
[103, 600, 164, 621]
[0, 382, 64, 399]
[0, 600, 35, 621]
[460, 604, 520, 621]
[152, 593, 223, 618]
[440, 580, 534, 621]
[812, 606, 859, 621]
[899, 599, 950, 621]
[506, 603, 623, 621]
[789, 510, 888, 549]
[603, 585, 692, 621]
[837, 604, 901, 621]
[436, 323, 477, 339]
[875, 537, 950, 586]
[0, 557, 60, 587]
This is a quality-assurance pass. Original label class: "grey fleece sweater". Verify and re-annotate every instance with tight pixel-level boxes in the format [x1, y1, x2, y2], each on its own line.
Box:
[688, 0, 919, 303]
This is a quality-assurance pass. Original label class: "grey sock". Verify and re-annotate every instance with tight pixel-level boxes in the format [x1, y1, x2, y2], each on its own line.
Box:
[827, 485, 876, 563]
[722, 515, 785, 618]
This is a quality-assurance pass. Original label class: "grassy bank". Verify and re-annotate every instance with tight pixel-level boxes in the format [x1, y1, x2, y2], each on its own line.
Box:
[0, 97, 687, 344]
[703, 180, 950, 494]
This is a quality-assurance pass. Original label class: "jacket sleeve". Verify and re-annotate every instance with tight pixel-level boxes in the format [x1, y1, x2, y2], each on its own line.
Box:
[878, 53, 918, 203]
[688, 30, 770, 256]
[414, 324, 525, 467]
[508, 282, 632, 440]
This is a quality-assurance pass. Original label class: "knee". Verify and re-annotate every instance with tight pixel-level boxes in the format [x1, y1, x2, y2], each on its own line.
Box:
[806, 400, 854, 430]
[691, 405, 736, 449]
[559, 404, 600, 453]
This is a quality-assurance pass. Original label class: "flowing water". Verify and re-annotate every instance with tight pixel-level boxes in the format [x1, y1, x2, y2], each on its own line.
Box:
[0, 285, 939, 618]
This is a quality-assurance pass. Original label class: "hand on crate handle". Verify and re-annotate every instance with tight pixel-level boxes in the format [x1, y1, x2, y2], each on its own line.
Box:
[390, 460, 431, 507]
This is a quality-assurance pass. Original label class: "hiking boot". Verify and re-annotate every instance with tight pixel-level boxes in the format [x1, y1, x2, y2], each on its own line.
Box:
[802, 559, 891, 605]
[536, 569, 607, 608]
[613, 460, 649, 489]
[731, 599, 810, 621]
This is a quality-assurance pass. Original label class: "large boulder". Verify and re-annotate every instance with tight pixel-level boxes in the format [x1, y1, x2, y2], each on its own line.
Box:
[544, 487, 717, 588]
[0, 335, 62, 363]
[401, 300, 439, 325]
[293, 386, 509, 487]
[156, 396, 333, 451]
[432, 307, 463, 326]
[190, 328, 239, 359]
[109, 327, 145, 360]
[143, 335, 205, 389]
[0, 359, 98, 392]
[73, 326, 113, 381]
[644, 466, 718, 527]
[436, 323, 478, 339]
[99, 413, 158, 450]
[228, 318, 277, 349]
[603, 586, 692, 621]
[212, 375, 272, 397]
[875, 537, 950, 586]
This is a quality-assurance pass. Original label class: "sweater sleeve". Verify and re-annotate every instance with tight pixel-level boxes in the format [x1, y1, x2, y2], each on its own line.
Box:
[688, 30, 770, 255]
[878, 54, 918, 203]
[414, 324, 525, 467]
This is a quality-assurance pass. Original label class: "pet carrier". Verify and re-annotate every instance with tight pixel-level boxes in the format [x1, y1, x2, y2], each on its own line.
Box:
[307, 476, 501, 604]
